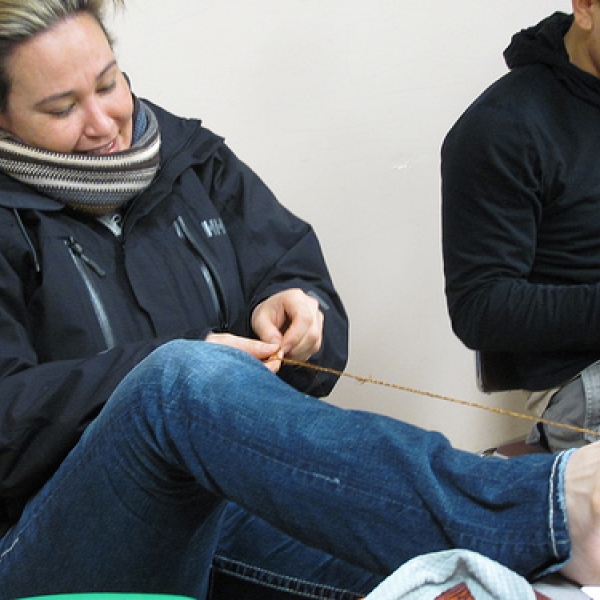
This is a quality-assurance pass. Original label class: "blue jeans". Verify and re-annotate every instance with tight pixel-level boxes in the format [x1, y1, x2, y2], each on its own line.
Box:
[0, 340, 571, 598]
[211, 505, 378, 599]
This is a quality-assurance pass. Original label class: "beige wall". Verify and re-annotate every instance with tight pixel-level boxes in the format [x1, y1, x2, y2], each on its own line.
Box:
[110, 1, 566, 451]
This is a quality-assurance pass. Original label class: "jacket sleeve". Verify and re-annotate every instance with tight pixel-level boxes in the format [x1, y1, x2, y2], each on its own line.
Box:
[199, 141, 349, 396]
[441, 104, 600, 353]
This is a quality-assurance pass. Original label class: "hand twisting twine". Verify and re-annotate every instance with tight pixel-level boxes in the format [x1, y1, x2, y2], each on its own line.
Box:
[281, 357, 600, 439]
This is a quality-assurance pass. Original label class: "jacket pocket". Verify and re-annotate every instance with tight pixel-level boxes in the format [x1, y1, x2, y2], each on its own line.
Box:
[172, 216, 229, 332]
[65, 236, 116, 349]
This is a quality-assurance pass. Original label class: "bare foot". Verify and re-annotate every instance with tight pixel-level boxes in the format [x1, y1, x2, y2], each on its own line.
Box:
[560, 441, 600, 585]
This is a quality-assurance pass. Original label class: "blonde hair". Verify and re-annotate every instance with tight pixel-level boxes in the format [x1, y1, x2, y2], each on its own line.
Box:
[0, 0, 124, 110]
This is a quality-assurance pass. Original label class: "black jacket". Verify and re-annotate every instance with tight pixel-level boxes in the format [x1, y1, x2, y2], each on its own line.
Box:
[0, 100, 348, 529]
[442, 13, 600, 390]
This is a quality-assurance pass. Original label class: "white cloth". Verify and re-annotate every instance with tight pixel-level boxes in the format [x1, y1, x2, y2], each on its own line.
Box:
[365, 550, 538, 599]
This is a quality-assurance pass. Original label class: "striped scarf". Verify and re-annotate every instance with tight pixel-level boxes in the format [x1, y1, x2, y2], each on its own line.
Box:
[0, 99, 161, 216]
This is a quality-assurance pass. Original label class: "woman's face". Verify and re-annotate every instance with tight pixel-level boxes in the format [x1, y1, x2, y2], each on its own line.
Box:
[0, 12, 133, 154]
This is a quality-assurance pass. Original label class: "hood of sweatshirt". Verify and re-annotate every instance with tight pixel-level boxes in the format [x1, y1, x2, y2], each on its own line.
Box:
[504, 11, 600, 109]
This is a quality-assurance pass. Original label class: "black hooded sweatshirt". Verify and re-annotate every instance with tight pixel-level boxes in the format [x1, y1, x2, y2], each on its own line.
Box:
[442, 12, 600, 391]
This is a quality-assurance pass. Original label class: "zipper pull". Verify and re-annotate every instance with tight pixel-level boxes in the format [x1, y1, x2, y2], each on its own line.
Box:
[66, 237, 106, 277]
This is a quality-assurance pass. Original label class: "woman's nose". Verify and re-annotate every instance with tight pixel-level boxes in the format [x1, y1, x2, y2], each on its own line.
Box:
[82, 101, 113, 138]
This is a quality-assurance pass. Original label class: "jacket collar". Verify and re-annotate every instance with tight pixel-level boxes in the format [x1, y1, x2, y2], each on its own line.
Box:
[0, 173, 63, 211]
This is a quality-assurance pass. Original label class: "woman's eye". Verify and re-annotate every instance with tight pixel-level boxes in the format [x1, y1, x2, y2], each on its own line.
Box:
[98, 81, 116, 94]
[49, 105, 74, 118]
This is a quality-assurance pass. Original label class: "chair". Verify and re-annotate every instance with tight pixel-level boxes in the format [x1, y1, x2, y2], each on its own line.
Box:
[479, 435, 549, 458]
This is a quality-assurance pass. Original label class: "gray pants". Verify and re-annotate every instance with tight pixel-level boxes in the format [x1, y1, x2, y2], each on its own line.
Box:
[529, 361, 600, 452]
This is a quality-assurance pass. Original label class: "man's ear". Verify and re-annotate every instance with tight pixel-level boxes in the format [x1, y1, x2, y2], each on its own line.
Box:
[572, 0, 597, 31]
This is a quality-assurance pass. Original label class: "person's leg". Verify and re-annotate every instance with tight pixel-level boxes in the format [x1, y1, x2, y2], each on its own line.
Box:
[76, 340, 571, 578]
[537, 376, 587, 451]
[0, 449, 376, 599]
[0, 339, 592, 597]
[533, 360, 600, 452]
[0, 340, 380, 600]
[560, 441, 600, 585]
[0, 387, 226, 598]
[211, 503, 380, 599]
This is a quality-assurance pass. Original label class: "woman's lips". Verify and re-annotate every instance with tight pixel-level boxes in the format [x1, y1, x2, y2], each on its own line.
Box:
[83, 139, 117, 155]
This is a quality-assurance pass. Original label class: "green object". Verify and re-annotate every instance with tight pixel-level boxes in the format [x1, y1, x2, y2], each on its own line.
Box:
[16, 595, 194, 600]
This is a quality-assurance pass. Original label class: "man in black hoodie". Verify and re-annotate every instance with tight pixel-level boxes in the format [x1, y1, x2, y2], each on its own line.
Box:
[442, 0, 600, 452]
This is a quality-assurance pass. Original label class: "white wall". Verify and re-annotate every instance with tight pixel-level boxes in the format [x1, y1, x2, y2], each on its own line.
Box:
[110, 1, 566, 451]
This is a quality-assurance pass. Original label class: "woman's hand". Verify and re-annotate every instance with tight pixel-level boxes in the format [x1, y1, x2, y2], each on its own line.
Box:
[205, 332, 283, 373]
[251, 289, 324, 363]
[205, 289, 324, 372]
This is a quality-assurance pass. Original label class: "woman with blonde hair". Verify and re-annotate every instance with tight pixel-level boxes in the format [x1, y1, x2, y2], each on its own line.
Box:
[0, 1, 599, 599]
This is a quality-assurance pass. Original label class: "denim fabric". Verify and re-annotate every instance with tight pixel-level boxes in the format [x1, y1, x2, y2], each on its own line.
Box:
[0, 340, 571, 598]
[211, 503, 376, 598]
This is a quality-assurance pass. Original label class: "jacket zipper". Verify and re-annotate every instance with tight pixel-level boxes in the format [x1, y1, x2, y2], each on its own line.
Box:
[65, 237, 116, 349]
[173, 216, 229, 331]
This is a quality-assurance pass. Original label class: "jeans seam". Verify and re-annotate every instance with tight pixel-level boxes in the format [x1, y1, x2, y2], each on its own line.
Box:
[213, 554, 365, 599]
[548, 453, 560, 558]
[0, 535, 19, 563]
[541, 449, 573, 578]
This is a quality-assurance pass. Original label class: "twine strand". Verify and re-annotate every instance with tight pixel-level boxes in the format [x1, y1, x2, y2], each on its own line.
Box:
[281, 357, 600, 439]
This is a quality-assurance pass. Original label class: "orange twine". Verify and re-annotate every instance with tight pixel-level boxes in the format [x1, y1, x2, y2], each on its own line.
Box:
[281, 357, 600, 439]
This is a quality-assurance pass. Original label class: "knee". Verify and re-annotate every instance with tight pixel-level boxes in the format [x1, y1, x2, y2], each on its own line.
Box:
[143, 339, 264, 393]
[149, 339, 245, 378]
[110, 340, 234, 413]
